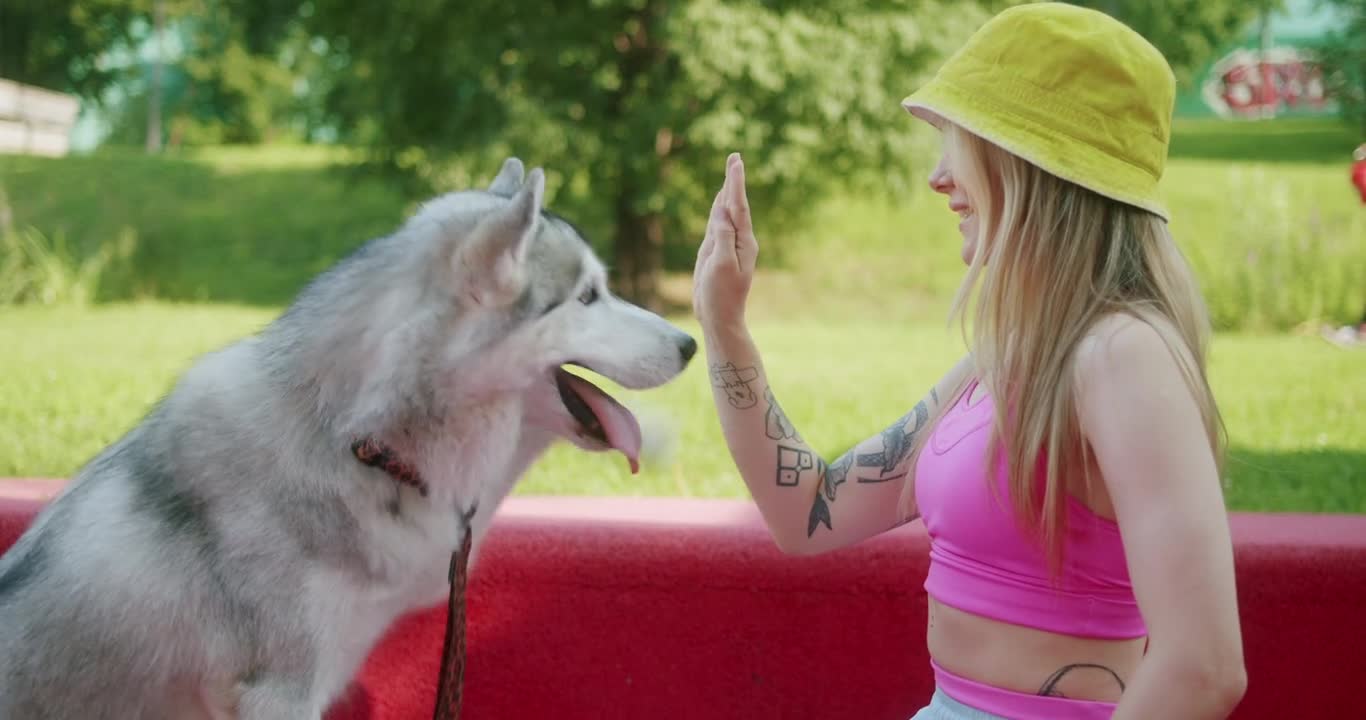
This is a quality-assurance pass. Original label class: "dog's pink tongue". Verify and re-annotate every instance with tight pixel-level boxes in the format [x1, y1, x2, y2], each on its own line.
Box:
[561, 372, 643, 474]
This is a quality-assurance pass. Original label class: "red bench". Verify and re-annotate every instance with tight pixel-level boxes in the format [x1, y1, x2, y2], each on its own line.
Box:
[2, 480, 1362, 719]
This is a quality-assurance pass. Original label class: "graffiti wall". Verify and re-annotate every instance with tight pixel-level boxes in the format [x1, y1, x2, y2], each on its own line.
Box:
[1199, 46, 1335, 119]
[1173, 0, 1346, 121]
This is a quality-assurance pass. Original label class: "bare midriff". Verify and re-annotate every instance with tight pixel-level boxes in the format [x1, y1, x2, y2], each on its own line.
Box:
[927, 597, 1146, 703]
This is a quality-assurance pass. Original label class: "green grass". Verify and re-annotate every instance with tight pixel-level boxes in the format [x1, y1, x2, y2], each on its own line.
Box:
[0, 120, 1362, 511]
[1165, 159, 1365, 331]
[1, 304, 1360, 513]
[0, 146, 409, 305]
[2, 118, 1363, 328]
[784, 156, 1365, 331]
[1168, 117, 1361, 164]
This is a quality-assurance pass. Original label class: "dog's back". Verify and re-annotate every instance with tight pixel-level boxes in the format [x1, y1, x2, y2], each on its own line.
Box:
[0, 338, 371, 718]
[0, 436, 228, 718]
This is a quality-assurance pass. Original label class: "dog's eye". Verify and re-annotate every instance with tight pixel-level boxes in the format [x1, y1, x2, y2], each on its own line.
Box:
[578, 286, 599, 305]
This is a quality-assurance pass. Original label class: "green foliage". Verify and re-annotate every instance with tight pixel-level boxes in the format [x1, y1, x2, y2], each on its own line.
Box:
[0, 226, 137, 307]
[2, 117, 1359, 328]
[0, 147, 407, 305]
[0, 0, 143, 97]
[1169, 160, 1365, 332]
[3, 0, 1289, 309]
[303, 0, 989, 304]
[0, 187, 137, 306]
[1312, 0, 1366, 133]
[101, 0, 330, 147]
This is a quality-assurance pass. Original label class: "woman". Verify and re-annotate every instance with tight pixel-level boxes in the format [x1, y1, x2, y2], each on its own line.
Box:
[692, 4, 1246, 719]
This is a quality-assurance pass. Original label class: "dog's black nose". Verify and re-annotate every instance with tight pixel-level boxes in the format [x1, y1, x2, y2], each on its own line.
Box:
[678, 335, 698, 364]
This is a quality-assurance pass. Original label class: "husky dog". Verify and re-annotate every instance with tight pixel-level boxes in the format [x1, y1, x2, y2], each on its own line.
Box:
[0, 158, 696, 718]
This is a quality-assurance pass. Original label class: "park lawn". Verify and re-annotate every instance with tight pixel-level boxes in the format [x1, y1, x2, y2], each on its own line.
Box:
[1, 302, 1360, 513]
[2, 118, 1362, 329]
[2, 120, 1361, 510]
[0, 146, 410, 306]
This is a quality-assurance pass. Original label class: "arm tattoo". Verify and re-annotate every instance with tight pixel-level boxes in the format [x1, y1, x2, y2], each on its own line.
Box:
[858, 472, 906, 485]
[807, 454, 852, 537]
[763, 386, 802, 442]
[1037, 663, 1127, 698]
[710, 362, 759, 409]
[775, 444, 814, 486]
[823, 453, 852, 501]
[855, 400, 930, 475]
[801, 395, 936, 535]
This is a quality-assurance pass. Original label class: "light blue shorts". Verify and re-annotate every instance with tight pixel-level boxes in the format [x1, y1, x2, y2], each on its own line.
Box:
[910, 689, 1011, 720]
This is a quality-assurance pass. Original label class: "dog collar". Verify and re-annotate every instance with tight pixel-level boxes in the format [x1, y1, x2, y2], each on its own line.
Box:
[351, 437, 429, 497]
[351, 436, 478, 718]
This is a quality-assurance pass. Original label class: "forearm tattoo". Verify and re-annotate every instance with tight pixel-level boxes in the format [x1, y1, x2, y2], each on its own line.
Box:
[855, 401, 929, 477]
[800, 396, 936, 537]
[775, 444, 814, 486]
[710, 362, 760, 409]
[763, 386, 802, 442]
[1037, 663, 1127, 698]
[751, 380, 938, 538]
[804, 453, 852, 536]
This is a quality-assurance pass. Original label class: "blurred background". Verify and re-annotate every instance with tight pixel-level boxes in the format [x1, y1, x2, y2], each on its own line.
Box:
[1, 0, 1362, 511]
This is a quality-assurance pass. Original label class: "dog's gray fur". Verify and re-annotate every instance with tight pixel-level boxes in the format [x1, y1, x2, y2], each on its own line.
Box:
[0, 158, 696, 719]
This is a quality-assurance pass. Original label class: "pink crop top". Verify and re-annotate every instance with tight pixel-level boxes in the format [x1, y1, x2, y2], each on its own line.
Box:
[914, 379, 1147, 639]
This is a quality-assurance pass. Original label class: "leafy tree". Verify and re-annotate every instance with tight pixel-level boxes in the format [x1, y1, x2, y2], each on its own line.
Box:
[170, 1, 307, 144]
[87, 0, 331, 147]
[306, 0, 986, 310]
[0, 0, 312, 147]
[0, 0, 143, 98]
[1313, 0, 1365, 134]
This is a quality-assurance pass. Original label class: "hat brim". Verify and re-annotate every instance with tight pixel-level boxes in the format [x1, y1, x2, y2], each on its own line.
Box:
[902, 85, 1170, 222]
[905, 104, 946, 129]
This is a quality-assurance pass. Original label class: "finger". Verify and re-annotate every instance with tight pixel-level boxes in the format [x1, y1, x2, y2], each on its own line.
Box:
[702, 190, 735, 272]
[727, 154, 752, 233]
[697, 191, 723, 262]
[707, 184, 728, 225]
[726, 155, 758, 274]
[722, 153, 740, 212]
[718, 154, 734, 212]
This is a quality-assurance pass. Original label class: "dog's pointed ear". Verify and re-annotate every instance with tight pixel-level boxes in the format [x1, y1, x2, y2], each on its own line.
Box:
[456, 167, 545, 307]
[488, 157, 525, 198]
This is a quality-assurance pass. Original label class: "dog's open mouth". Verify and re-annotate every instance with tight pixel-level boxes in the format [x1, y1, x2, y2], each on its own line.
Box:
[555, 366, 643, 474]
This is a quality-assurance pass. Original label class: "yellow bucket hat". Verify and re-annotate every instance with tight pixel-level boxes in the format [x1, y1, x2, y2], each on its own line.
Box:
[902, 2, 1176, 221]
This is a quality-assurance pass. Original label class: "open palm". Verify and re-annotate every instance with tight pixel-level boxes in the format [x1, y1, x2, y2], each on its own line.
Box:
[692, 153, 759, 331]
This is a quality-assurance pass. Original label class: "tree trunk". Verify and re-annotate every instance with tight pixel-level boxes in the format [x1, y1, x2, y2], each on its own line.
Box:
[606, 0, 674, 313]
[612, 185, 666, 313]
[146, 0, 165, 154]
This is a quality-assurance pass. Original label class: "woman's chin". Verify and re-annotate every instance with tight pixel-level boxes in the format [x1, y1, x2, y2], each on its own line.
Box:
[958, 221, 979, 265]
[959, 237, 977, 265]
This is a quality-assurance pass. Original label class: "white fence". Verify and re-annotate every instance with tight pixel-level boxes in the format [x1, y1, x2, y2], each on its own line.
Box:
[0, 79, 81, 157]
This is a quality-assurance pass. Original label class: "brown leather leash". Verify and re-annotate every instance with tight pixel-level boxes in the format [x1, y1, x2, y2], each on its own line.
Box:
[352, 437, 475, 720]
[432, 511, 475, 719]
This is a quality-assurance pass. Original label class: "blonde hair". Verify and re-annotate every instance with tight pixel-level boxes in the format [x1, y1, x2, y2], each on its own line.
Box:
[940, 123, 1226, 573]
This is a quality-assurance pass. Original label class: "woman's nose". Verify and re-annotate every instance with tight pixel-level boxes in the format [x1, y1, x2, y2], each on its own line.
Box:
[928, 159, 953, 194]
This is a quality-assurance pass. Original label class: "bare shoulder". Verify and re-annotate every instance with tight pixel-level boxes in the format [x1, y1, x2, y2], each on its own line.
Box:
[1070, 314, 1202, 428]
[936, 353, 977, 398]
[1072, 313, 1191, 389]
